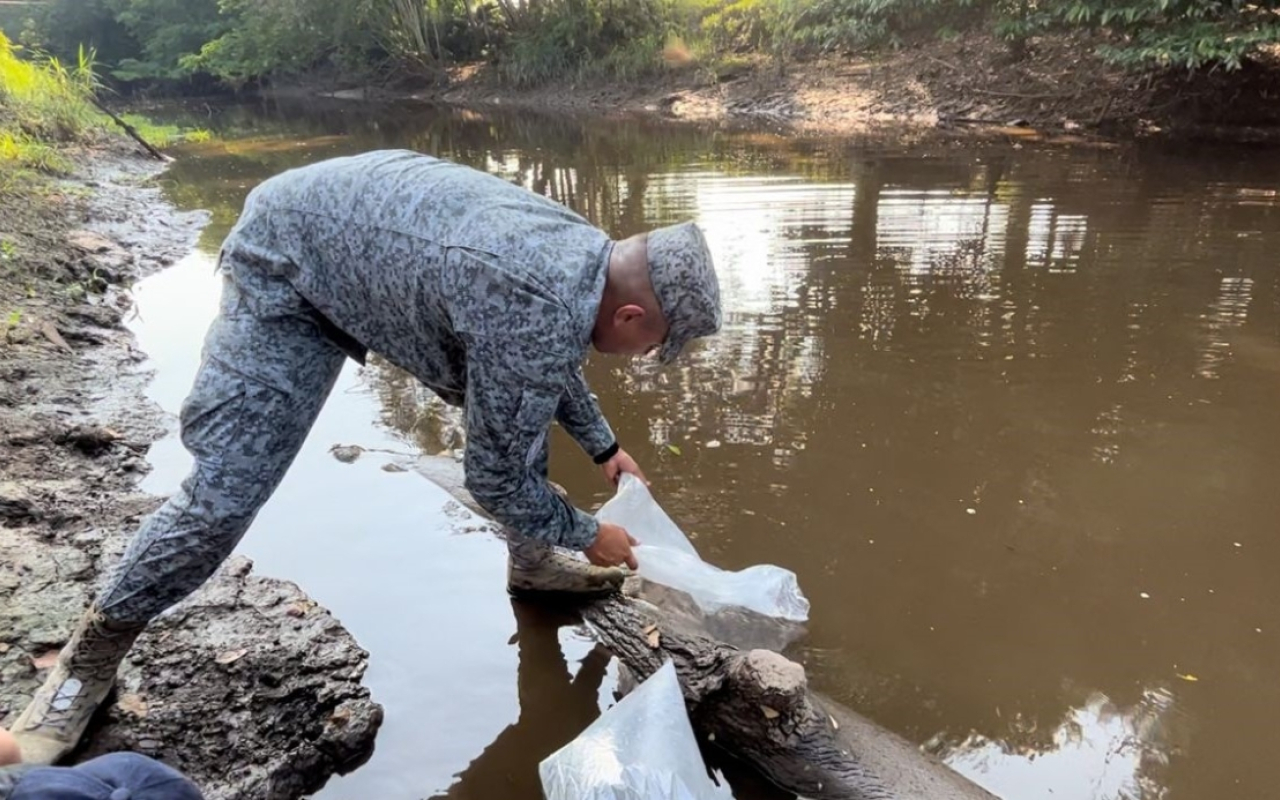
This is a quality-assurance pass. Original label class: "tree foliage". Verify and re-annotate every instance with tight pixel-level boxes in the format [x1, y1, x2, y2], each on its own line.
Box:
[101, 0, 230, 80]
[183, 0, 380, 86]
[1054, 1, 1280, 71]
[1, 0, 1277, 90]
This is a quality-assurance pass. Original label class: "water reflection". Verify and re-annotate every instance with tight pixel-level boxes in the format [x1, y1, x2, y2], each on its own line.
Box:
[945, 688, 1178, 800]
[145, 98, 1280, 799]
[428, 601, 611, 799]
[1197, 277, 1254, 380]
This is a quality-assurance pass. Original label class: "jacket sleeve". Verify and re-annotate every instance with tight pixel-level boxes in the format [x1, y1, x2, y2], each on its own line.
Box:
[555, 365, 616, 460]
[460, 336, 600, 550]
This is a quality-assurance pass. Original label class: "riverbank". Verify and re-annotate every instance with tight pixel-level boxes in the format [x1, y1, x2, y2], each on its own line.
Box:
[306, 29, 1280, 143]
[0, 142, 382, 798]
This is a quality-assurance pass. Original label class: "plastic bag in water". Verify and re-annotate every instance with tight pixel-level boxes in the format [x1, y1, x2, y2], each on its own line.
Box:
[595, 475, 810, 623]
[539, 660, 734, 800]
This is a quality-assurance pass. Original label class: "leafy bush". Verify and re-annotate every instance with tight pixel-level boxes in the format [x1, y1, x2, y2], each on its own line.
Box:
[497, 0, 676, 86]
[1053, 1, 1280, 71]
[103, 0, 230, 81]
[186, 0, 382, 86]
[788, 0, 986, 54]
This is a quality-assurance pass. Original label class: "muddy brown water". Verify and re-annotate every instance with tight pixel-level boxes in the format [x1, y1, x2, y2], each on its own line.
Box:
[128, 98, 1280, 800]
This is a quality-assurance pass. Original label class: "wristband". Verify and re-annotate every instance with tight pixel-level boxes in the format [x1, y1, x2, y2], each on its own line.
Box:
[593, 441, 620, 465]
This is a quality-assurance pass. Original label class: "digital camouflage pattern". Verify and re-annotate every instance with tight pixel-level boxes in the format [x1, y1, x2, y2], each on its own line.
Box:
[646, 222, 722, 364]
[97, 149, 718, 623]
[97, 259, 347, 623]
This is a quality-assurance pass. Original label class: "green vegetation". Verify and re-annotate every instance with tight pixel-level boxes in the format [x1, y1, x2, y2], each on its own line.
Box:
[0, 34, 100, 140]
[119, 114, 213, 147]
[1052, 1, 1280, 71]
[0, 30, 211, 177]
[4, 0, 1279, 92]
[0, 31, 99, 172]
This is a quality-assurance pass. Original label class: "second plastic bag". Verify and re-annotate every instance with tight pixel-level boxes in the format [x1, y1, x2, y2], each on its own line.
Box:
[594, 475, 810, 623]
[539, 660, 734, 800]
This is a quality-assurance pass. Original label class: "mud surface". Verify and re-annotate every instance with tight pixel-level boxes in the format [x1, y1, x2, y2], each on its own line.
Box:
[0, 144, 382, 798]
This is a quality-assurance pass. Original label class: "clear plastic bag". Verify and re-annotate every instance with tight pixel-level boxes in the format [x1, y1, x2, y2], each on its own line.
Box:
[539, 660, 734, 800]
[594, 475, 810, 623]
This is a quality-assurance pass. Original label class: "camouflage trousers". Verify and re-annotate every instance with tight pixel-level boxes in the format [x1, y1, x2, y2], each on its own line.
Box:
[96, 252, 556, 624]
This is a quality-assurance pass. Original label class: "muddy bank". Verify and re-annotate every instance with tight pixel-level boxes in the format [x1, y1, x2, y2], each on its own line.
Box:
[0, 143, 383, 798]
[297, 29, 1280, 143]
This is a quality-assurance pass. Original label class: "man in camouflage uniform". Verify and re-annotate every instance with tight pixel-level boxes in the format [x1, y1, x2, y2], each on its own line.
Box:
[8, 150, 722, 765]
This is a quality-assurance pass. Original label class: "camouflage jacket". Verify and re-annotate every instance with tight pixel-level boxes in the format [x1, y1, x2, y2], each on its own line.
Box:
[224, 150, 617, 549]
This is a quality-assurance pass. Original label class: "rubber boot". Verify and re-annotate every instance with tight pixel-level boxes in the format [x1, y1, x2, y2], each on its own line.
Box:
[7, 607, 145, 765]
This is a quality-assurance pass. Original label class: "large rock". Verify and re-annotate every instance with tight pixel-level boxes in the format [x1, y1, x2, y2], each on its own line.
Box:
[0, 526, 382, 799]
[83, 556, 382, 799]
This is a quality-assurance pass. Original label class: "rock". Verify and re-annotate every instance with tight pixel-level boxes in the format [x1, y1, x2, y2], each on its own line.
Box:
[80, 557, 382, 799]
[66, 231, 118, 253]
[53, 424, 122, 456]
[38, 321, 72, 352]
[66, 305, 125, 330]
[0, 540, 383, 800]
[0, 481, 36, 523]
[65, 230, 134, 285]
[329, 444, 364, 463]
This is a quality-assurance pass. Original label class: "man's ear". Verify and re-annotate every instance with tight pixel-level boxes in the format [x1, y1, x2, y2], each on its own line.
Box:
[614, 304, 646, 325]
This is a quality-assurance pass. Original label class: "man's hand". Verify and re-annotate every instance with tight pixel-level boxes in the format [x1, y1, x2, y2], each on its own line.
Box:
[0, 729, 21, 767]
[584, 522, 639, 570]
[601, 448, 648, 487]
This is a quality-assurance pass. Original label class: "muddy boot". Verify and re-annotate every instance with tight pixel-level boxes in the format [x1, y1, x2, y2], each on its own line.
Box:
[507, 539, 627, 598]
[7, 607, 146, 765]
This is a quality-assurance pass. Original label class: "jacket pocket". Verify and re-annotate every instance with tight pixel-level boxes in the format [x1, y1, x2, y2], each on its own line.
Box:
[508, 386, 560, 469]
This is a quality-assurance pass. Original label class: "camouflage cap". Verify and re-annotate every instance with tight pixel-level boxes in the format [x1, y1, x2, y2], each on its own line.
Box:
[646, 221, 722, 364]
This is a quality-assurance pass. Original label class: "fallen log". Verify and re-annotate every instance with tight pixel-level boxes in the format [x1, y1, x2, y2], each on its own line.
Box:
[583, 593, 997, 800]
[89, 97, 171, 163]
[412, 455, 999, 800]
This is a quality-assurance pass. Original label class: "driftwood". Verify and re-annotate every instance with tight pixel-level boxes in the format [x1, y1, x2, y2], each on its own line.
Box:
[412, 455, 999, 800]
[90, 97, 171, 163]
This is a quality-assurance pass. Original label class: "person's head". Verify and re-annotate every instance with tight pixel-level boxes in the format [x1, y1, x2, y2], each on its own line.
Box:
[592, 222, 721, 363]
[0, 729, 21, 767]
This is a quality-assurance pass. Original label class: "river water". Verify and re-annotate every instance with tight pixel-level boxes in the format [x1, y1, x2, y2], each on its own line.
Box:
[127, 98, 1280, 800]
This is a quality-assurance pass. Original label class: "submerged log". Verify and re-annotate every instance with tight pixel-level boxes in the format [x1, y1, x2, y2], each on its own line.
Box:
[412, 455, 998, 800]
